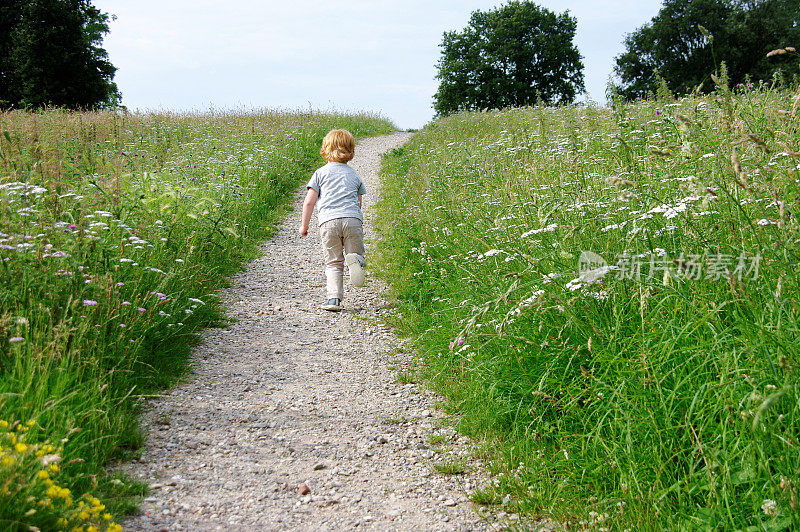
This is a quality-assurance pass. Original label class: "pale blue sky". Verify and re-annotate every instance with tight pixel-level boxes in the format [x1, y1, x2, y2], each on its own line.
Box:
[94, 1, 664, 129]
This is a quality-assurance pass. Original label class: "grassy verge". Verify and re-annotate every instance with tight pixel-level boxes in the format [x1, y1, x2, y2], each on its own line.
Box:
[0, 108, 395, 531]
[374, 81, 799, 529]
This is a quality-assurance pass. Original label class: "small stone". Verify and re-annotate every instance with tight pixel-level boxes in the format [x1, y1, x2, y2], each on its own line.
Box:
[298, 483, 311, 495]
[377, 436, 388, 444]
[443, 498, 457, 507]
[313, 463, 326, 471]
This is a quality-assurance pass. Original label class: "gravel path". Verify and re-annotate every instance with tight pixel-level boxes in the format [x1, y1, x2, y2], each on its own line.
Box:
[122, 133, 495, 531]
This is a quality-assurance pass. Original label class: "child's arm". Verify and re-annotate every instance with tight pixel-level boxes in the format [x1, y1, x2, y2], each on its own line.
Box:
[359, 194, 363, 210]
[299, 188, 319, 236]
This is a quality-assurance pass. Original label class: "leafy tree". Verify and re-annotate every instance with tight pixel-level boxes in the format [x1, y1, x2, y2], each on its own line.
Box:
[614, 0, 800, 99]
[433, 1, 585, 116]
[0, 0, 120, 109]
[0, 0, 24, 106]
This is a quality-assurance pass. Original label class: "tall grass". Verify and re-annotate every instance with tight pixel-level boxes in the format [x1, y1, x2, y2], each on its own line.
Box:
[375, 81, 799, 529]
[0, 108, 395, 530]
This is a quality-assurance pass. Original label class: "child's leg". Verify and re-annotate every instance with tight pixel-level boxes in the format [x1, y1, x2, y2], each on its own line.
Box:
[341, 218, 365, 265]
[342, 218, 366, 287]
[319, 220, 345, 300]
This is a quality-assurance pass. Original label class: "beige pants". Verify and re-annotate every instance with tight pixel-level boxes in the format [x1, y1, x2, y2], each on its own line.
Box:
[319, 218, 365, 300]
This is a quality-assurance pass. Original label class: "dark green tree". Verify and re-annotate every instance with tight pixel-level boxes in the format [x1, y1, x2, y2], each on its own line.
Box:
[0, 0, 120, 109]
[433, 1, 585, 116]
[614, 0, 800, 99]
[0, 0, 24, 106]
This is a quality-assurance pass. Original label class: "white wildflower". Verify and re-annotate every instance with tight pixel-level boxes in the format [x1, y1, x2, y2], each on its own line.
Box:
[478, 249, 504, 260]
[521, 223, 558, 238]
[761, 499, 778, 517]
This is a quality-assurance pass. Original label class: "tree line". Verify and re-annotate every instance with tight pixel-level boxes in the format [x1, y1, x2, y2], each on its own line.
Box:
[1, 0, 119, 110]
[1, 0, 797, 114]
[434, 0, 800, 116]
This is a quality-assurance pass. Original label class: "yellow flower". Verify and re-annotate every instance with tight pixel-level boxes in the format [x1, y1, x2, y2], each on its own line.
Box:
[37, 470, 50, 480]
[50, 463, 60, 473]
[0, 420, 7, 429]
[77, 510, 90, 520]
[46, 485, 60, 498]
[107, 524, 122, 532]
[57, 517, 68, 526]
[26, 420, 35, 427]
[102, 512, 112, 520]
[1, 455, 14, 466]
[86, 526, 99, 532]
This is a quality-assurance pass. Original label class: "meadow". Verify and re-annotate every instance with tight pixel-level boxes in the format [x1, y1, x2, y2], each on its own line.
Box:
[0, 108, 395, 531]
[375, 79, 799, 529]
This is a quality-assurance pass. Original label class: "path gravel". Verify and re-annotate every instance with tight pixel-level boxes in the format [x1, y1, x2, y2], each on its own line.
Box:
[122, 133, 498, 531]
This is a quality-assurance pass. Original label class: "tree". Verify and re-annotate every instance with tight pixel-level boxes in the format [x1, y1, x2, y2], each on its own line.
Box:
[614, 0, 800, 99]
[0, 0, 120, 109]
[0, 0, 24, 106]
[433, 1, 585, 116]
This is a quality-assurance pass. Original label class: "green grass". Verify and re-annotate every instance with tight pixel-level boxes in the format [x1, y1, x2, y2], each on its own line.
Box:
[374, 80, 799, 530]
[396, 370, 419, 384]
[0, 107, 395, 530]
[380, 415, 411, 425]
[433, 459, 468, 475]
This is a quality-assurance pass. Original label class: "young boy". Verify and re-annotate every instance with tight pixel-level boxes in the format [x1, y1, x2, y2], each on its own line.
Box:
[298, 129, 366, 312]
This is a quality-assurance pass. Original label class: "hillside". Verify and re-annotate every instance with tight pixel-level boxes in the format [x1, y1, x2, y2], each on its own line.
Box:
[375, 83, 800, 530]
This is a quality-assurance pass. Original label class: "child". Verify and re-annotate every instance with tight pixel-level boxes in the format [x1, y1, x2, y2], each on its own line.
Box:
[298, 129, 366, 311]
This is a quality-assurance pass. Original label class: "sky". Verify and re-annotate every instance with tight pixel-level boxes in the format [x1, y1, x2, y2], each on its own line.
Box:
[93, 0, 665, 130]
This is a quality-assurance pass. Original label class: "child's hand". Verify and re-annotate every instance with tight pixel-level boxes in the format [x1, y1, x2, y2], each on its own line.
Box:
[298, 224, 309, 237]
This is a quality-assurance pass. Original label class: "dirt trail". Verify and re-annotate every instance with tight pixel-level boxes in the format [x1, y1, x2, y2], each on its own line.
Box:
[122, 133, 493, 531]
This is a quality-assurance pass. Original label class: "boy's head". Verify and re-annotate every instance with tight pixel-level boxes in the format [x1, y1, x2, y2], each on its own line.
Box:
[321, 129, 355, 163]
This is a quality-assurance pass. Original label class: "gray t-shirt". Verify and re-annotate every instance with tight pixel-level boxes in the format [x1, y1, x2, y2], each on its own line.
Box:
[306, 162, 366, 226]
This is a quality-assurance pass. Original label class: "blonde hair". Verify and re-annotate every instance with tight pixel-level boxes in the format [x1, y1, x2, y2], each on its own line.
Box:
[320, 129, 355, 163]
